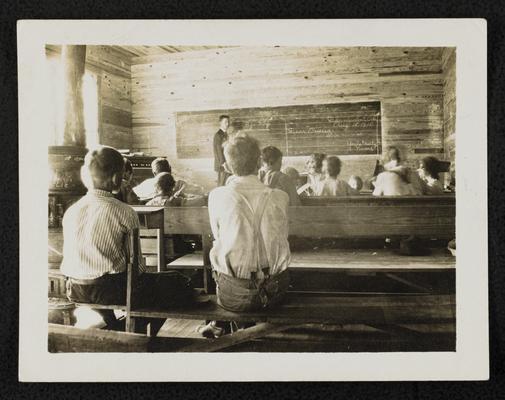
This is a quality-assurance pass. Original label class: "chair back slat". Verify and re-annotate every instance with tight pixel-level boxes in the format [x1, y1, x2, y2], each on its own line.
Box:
[126, 228, 140, 332]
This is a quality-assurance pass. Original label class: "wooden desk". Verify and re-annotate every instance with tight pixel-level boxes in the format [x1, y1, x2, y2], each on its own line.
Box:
[163, 196, 456, 239]
[132, 206, 165, 272]
[299, 194, 455, 207]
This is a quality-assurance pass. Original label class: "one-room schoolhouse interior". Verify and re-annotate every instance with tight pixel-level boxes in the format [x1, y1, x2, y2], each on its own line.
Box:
[47, 45, 456, 353]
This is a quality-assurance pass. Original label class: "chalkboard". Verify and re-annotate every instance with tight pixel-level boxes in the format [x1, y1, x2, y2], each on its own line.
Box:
[175, 101, 382, 159]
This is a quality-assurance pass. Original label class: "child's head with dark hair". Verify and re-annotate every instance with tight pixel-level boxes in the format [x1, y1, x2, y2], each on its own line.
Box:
[324, 156, 342, 179]
[420, 156, 440, 180]
[229, 120, 244, 135]
[261, 146, 283, 171]
[153, 172, 176, 196]
[306, 153, 326, 174]
[224, 135, 261, 176]
[283, 166, 300, 182]
[82, 146, 124, 192]
[151, 157, 171, 176]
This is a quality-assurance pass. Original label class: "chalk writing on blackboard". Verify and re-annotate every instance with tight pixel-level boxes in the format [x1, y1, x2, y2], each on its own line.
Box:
[347, 139, 379, 153]
[176, 101, 381, 158]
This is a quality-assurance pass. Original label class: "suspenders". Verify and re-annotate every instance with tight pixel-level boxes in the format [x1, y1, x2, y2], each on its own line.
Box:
[231, 189, 272, 279]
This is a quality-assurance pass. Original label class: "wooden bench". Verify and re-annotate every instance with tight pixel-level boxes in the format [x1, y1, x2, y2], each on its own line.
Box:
[168, 248, 455, 272]
[168, 247, 455, 294]
[125, 196, 455, 350]
[116, 231, 457, 351]
[124, 292, 455, 352]
[61, 196, 456, 351]
[164, 195, 455, 292]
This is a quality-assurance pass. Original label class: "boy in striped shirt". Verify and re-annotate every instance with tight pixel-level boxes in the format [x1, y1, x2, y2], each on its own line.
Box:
[61, 146, 192, 331]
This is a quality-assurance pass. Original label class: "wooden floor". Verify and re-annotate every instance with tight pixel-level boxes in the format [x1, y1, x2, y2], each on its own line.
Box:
[141, 318, 456, 352]
[158, 318, 205, 339]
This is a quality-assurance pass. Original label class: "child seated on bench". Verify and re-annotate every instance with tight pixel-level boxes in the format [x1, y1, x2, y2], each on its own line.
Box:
[384, 145, 403, 171]
[348, 175, 363, 193]
[61, 146, 194, 332]
[372, 167, 424, 196]
[314, 156, 357, 196]
[303, 153, 326, 195]
[201, 135, 291, 338]
[282, 166, 302, 188]
[258, 146, 301, 206]
[114, 158, 140, 205]
[133, 157, 204, 201]
[146, 172, 207, 207]
[417, 156, 444, 195]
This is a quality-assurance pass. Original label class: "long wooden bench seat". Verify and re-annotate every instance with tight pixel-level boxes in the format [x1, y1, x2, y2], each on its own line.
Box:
[288, 248, 455, 271]
[168, 248, 455, 272]
[65, 247, 454, 325]
[129, 293, 455, 326]
[126, 292, 455, 352]
[73, 303, 126, 310]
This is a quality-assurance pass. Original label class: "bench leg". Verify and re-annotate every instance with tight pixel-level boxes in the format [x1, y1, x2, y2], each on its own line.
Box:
[62, 310, 72, 326]
[202, 234, 212, 294]
[157, 226, 165, 273]
[126, 315, 136, 333]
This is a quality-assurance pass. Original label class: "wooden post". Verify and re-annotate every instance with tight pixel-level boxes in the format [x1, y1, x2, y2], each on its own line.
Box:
[157, 223, 165, 273]
[61, 45, 87, 147]
[126, 228, 139, 333]
[202, 233, 213, 294]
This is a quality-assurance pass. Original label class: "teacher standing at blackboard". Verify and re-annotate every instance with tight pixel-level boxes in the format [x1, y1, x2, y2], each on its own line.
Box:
[213, 115, 231, 186]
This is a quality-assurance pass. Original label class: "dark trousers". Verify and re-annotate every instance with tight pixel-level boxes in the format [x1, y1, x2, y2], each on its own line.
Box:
[66, 272, 194, 333]
[214, 270, 290, 312]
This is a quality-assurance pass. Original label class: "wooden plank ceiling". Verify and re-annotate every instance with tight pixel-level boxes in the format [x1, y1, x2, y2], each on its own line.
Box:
[46, 45, 233, 66]
[110, 45, 232, 59]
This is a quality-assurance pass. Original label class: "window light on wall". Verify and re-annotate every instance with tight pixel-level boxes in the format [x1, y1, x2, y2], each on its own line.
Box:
[45, 56, 99, 148]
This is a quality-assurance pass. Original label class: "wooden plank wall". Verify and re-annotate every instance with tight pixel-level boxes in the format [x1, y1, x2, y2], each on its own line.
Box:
[442, 48, 456, 181]
[131, 47, 447, 191]
[45, 45, 133, 149]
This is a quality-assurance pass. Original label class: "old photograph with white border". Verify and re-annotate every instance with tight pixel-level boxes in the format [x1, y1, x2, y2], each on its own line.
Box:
[18, 19, 488, 381]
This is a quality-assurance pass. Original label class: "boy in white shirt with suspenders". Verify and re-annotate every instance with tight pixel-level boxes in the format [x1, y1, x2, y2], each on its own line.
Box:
[201, 135, 291, 337]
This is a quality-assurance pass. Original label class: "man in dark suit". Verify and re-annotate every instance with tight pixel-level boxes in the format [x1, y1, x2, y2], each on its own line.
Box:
[213, 115, 231, 186]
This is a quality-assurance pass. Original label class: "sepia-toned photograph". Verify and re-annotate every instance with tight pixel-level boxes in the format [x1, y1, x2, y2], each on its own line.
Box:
[46, 43, 456, 353]
[18, 19, 487, 381]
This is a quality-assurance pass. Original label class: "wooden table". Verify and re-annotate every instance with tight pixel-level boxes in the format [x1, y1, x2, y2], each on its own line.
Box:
[132, 206, 165, 272]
